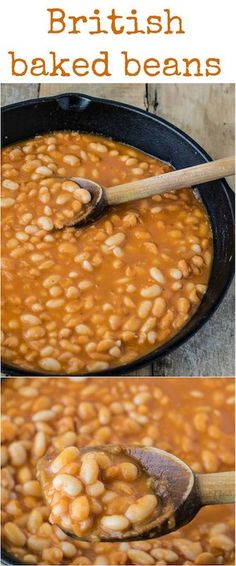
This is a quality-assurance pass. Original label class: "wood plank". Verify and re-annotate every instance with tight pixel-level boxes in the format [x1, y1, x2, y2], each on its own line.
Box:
[1, 84, 39, 106]
[147, 84, 235, 190]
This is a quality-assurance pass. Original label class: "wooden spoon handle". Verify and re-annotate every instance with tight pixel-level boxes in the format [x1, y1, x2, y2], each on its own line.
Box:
[197, 471, 235, 505]
[104, 156, 235, 205]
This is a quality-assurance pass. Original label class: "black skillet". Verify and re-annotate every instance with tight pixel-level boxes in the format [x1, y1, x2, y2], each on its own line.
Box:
[1, 93, 235, 377]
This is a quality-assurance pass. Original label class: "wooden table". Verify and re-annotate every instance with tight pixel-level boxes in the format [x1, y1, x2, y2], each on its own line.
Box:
[1, 83, 235, 376]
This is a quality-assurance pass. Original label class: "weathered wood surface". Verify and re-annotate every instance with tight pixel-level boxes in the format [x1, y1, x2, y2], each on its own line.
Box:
[147, 84, 235, 190]
[1, 84, 39, 106]
[1, 83, 235, 376]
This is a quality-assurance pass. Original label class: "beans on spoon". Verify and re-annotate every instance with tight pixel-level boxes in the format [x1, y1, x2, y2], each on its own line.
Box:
[36, 444, 235, 542]
[58, 156, 235, 229]
[14, 178, 93, 231]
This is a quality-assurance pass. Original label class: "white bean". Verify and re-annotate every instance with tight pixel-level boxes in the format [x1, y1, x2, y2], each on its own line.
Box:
[9, 442, 27, 466]
[86, 481, 105, 497]
[170, 268, 183, 280]
[20, 314, 41, 326]
[53, 474, 83, 497]
[1, 198, 15, 207]
[63, 155, 79, 166]
[2, 179, 19, 190]
[105, 233, 125, 247]
[75, 324, 91, 335]
[35, 166, 53, 176]
[43, 275, 61, 288]
[138, 300, 152, 319]
[80, 458, 99, 485]
[100, 515, 130, 532]
[150, 267, 165, 284]
[125, 494, 157, 523]
[46, 299, 65, 309]
[51, 447, 80, 473]
[32, 410, 56, 422]
[39, 358, 61, 372]
[3, 522, 26, 547]
[37, 216, 53, 231]
[141, 285, 161, 298]
[33, 432, 47, 458]
[128, 550, 155, 565]
[74, 188, 91, 204]
[82, 260, 93, 272]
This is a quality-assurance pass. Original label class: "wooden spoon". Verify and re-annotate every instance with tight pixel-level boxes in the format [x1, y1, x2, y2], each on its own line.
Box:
[37, 445, 235, 542]
[59, 156, 235, 229]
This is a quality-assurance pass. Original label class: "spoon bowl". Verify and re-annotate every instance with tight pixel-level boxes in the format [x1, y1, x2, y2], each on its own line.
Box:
[37, 445, 234, 543]
[64, 177, 107, 228]
[72, 446, 198, 542]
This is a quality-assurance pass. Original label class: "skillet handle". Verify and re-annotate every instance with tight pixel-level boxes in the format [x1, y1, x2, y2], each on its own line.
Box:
[104, 156, 235, 205]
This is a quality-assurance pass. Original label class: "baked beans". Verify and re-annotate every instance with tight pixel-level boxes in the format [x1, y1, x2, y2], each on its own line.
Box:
[1, 377, 234, 565]
[1, 132, 213, 374]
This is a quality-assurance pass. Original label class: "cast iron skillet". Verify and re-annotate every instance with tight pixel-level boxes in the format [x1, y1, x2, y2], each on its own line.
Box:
[1, 93, 235, 378]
